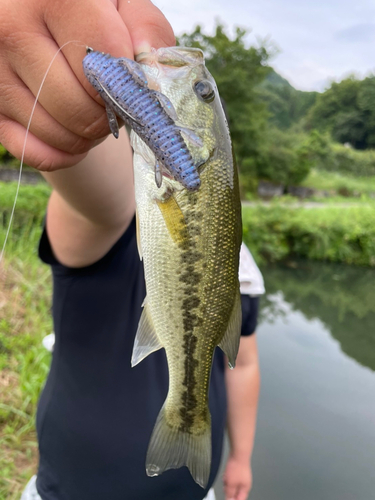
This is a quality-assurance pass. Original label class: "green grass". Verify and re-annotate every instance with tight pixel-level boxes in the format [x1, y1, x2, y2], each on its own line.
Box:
[0, 182, 50, 231]
[0, 254, 52, 499]
[301, 168, 375, 197]
[0, 182, 52, 499]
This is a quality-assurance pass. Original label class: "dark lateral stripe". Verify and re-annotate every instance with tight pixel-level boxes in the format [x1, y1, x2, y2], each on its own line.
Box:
[177, 205, 205, 432]
[179, 333, 199, 432]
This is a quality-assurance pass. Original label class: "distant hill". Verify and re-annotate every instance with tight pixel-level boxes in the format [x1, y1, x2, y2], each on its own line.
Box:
[259, 69, 318, 129]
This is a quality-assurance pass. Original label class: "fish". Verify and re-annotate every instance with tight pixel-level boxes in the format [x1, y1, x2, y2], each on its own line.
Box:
[82, 48, 201, 191]
[84, 46, 242, 488]
[132, 47, 242, 488]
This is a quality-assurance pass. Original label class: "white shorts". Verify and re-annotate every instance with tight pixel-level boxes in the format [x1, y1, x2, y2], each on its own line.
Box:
[203, 489, 216, 500]
[20, 476, 41, 500]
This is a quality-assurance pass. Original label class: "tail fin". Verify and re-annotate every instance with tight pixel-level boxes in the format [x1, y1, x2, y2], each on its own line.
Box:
[146, 404, 211, 488]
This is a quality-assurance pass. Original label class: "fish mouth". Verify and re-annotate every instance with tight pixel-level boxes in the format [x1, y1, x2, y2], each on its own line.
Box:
[136, 47, 204, 68]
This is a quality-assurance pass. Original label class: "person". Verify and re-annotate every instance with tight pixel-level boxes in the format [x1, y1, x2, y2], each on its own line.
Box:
[0, 1, 261, 499]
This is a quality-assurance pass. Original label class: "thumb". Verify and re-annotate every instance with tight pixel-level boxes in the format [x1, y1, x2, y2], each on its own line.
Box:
[45, 0, 134, 93]
[118, 0, 175, 55]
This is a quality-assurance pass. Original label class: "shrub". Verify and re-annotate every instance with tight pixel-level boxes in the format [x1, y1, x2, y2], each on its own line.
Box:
[245, 127, 313, 186]
[242, 204, 375, 267]
[306, 130, 375, 177]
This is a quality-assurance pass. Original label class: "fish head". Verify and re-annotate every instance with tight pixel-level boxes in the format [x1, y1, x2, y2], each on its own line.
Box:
[136, 47, 232, 174]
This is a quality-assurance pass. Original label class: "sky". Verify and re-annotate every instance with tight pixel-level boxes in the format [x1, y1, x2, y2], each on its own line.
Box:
[153, 0, 375, 92]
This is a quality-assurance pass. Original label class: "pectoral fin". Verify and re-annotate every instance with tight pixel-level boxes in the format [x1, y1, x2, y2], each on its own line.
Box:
[156, 195, 189, 246]
[197, 147, 215, 173]
[131, 302, 163, 367]
[218, 289, 242, 369]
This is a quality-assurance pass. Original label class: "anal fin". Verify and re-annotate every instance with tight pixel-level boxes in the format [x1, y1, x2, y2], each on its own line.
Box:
[131, 302, 163, 367]
[218, 289, 242, 369]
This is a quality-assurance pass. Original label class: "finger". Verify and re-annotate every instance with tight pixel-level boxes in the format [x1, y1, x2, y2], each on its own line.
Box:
[224, 482, 238, 500]
[0, 114, 87, 171]
[118, 0, 175, 54]
[45, 0, 134, 88]
[8, 0, 134, 140]
[10, 38, 110, 141]
[0, 71, 94, 155]
[237, 485, 250, 500]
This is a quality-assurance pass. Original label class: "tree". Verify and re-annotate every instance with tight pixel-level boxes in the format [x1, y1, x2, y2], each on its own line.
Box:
[259, 70, 317, 129]
[178, 24, 271, 171]
[179, 24, 313, 188]
[256, 127, 312, 185]
[307, 75, 375, 150]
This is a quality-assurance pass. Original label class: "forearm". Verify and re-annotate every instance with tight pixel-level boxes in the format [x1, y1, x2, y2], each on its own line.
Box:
[43, 131, 136, 267]
[42, 130, 135, 228]
[225, 337, 260, 461]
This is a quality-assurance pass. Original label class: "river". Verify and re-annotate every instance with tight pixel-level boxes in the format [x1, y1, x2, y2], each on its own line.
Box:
[215, 261, 375, 500]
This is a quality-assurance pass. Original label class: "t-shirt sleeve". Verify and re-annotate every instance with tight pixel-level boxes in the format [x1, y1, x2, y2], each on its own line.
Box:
[38, 224, 59, 266]
[240, 295, 259, 336]
[38, 217, 137, 276]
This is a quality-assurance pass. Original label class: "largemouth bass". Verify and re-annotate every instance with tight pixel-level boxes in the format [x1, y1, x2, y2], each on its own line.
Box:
[131, 47, 242, 488]
[83, 46, 242, 488]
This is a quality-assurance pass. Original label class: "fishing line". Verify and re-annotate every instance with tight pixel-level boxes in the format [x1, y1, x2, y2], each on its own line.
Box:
[0, 39, 87, 265]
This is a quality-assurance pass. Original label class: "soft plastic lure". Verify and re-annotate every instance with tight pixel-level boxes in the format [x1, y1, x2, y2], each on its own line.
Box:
[82, 49, 201, 191]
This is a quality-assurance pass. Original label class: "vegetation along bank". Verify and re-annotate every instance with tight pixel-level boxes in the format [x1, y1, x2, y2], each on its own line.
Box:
[1, 182, 374, 268]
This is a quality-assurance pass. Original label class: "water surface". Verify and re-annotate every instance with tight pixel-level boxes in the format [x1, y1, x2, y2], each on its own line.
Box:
[215, 261, 375, 500]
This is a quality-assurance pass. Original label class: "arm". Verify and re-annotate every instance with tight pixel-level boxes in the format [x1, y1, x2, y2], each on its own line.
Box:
[224, 334, 260, 500]
[43, 130, 136, 267]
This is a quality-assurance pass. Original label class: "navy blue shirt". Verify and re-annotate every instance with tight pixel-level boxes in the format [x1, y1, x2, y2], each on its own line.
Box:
[36, 218, 257, 500]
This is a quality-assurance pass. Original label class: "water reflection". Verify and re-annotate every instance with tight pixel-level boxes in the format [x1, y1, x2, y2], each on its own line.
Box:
[261, 261, 375, 371]
[214, 261, 375, 500]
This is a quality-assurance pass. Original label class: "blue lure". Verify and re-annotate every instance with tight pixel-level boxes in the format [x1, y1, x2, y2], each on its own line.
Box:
[82, 49, 201, 191]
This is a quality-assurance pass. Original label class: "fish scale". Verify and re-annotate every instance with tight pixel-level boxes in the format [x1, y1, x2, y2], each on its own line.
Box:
[83, 50, 201, 191]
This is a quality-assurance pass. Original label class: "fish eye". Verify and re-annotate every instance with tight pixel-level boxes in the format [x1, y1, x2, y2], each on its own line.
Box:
[194, 80, 215, 103]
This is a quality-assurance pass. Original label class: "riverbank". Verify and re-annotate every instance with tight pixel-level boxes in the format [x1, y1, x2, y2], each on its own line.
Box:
[1, 181, 375, 268]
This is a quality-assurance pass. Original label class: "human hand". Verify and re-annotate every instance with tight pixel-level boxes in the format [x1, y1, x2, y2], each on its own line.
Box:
[0, 0, 174, 171]
[223, 454, 253, 500]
